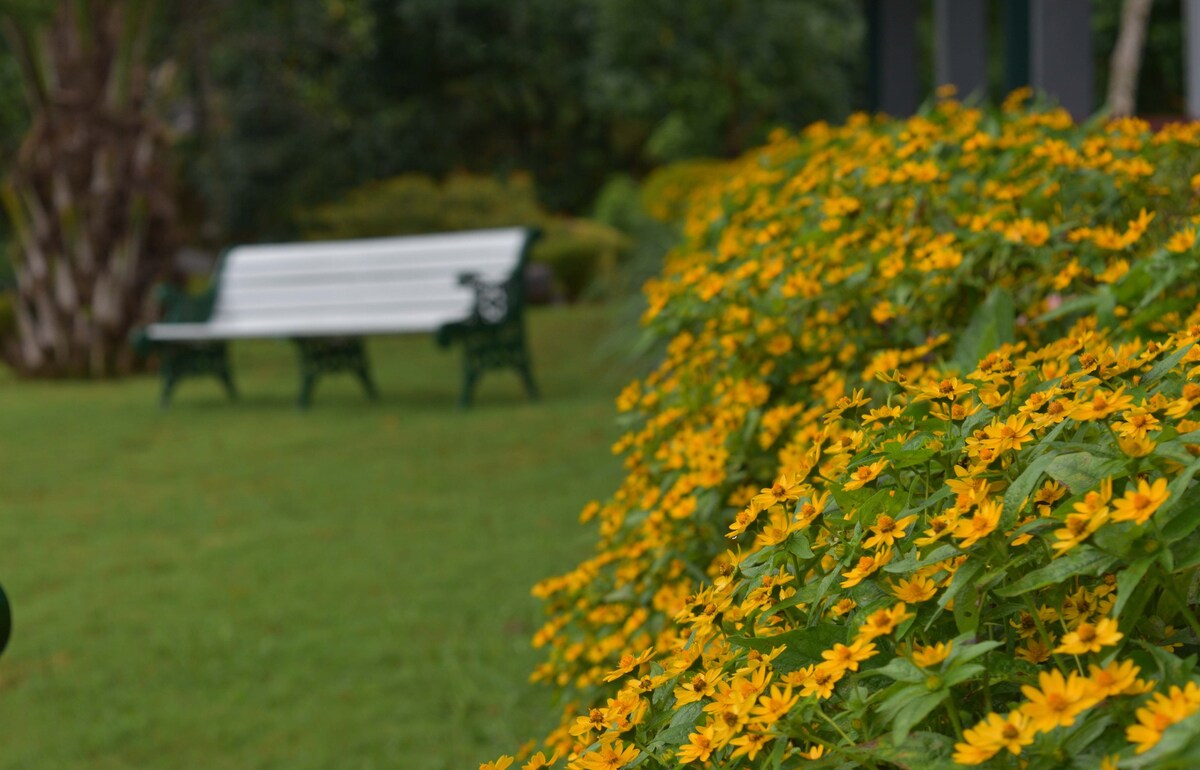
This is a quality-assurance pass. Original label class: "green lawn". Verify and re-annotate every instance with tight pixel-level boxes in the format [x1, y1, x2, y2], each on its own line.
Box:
[0, 305, 626, 770]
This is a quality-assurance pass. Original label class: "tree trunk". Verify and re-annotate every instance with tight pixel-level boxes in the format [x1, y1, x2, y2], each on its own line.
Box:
[1, 0, 174, 378]
[1107, 0, 1154, 117]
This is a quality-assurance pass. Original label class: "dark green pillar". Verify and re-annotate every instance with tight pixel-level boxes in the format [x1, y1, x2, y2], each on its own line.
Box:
[866, 0, 921, 116]
[1003, 0, 1031, 94]
[934, 0, 989, 99]
[1030, 0, 1094, 120]
[1187, 0, 1200, 118]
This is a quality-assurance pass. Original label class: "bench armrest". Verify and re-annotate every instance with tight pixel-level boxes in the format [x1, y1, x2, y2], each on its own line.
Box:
[155, 282, 219, 324]
[458, 272, 515, 326]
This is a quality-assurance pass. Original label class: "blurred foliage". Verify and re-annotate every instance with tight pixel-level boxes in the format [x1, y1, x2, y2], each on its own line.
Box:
[1, 0, 1194, 256]
[304, 173, 630, 301]
[146, 0, 866, 244]
[589, 0, 863, 162]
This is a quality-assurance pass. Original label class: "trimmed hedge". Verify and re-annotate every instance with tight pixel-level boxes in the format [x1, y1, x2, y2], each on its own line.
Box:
[484, 93, 1200, 770]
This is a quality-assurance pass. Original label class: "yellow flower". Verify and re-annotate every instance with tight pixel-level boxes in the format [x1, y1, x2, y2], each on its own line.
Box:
[603, 649, 655, 682]
[840, 546, 893, 587]
[795, 744, 824, 760]
[750, 684, 798, 725]
[1075, 386, 1135, 420]
[952, 711, 1034, 765]
[911, 641, 952, 668]
[954, 499, 1002, 548]
[891, 575, 937, 603]
[862, 513, 918, 549]
[673, 670, 722, 705]
[791, 663, 841, 699]
[819, 639, 878, 675]
[1051, 507, 1108, 554]
[1111, 478, 1170, 524]
[856, 602, 913, 640]
[1019, 669, 1099, 732]
[523, 752, 558, 770]
[982, 415, 1035, 454]
[1167, 227, 1196, 253]
[675, 725, 720, 765]
[843, 459, 888, 490]
[1113, 408, 1160, 440]
[827, 597, 857, 618]
[1055, 617, 1123, 655]
[481, 756, 515, 770]
[728, 729, 771, 760]
[1015, 637, 1054, 664]
[1088, 660, 1141, 698]
[1127, 684, 1200, 754]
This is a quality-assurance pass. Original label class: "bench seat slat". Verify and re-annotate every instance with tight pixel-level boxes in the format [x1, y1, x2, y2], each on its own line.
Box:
[219, 283, 476, 313]
[224, 264, 513, 289]
[146, 312, 462, 340]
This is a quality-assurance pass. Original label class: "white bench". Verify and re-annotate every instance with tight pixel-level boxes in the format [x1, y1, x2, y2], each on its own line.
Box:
[136, 227, 540, 407]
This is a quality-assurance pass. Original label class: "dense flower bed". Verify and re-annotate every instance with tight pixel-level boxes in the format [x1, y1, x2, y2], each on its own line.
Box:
[485, 93, 1200, 769]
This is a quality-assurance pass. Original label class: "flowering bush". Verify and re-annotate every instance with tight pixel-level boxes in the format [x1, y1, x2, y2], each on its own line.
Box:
[484, 93, 1200, 770]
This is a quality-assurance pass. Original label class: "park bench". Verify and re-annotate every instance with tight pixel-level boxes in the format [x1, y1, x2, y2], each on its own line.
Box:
[135, 227, 541, 408]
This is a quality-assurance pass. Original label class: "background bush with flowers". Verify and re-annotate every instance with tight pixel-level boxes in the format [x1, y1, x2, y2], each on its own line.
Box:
[480, 90, 1200, 770]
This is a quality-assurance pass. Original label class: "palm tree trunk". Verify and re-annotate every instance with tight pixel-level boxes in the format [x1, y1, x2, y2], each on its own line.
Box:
[1, 0, 174, 377]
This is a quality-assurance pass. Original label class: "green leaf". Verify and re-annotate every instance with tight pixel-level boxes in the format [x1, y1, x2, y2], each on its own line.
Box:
[885, 543, 961, 574]
[1143, 341, 1196, 386]
[1062, 714, 1113, 755]
[868, 731, 958, 770]
[953, 287, 1015, 371]
[645, 702, 703, 751]
[953, 578, 982, 634]
[945, 638, 1003, 667]
[942, 662, 985, 687]
[937, 559, 983, 611]
[885, 445, 937, 469]
[864, 657, 926, 684]
[787, 533, 814, 560]
[1045, 452, 1123, 495]
[889, 689, 949, 745]
[1114, 556, 1156, 618]
[1002, 454, 1057, 517]
[727, 624, 846, 673]
[994, 546, 1118, 597]
[1159, 458, 1200, 541]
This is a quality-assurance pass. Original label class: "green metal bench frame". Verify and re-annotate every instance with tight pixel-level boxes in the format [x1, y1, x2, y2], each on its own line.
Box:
[0, 581, 10, 659]
[134, 229, 540, 409]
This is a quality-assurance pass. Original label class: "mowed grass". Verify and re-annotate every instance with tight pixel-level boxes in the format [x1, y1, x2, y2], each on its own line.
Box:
[0, 305, 627, 770]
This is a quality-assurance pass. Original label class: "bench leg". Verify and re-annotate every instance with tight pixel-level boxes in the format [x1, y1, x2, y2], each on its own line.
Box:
[298, 373, 317, 410]
[157, 341, 233, 407]
[518, 362, 539, 401]
[459, 364, 480, 409]
[355, 364, 379, 401]
[293, 337, 373, 408]
[218, 368, 238, 401]
[160, 373, 179, 408]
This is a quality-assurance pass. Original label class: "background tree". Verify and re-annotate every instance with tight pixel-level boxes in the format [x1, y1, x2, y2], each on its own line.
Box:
[588, 0, 863, 162]
[1, 0, 174, 377]
[1107, 0, 1155, 115]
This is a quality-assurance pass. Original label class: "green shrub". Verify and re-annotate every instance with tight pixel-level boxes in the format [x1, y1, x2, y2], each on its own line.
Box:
[481, 95, 1200, 770]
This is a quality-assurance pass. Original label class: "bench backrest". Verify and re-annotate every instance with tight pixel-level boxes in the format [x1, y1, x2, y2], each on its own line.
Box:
[205, 227, 534, 338]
